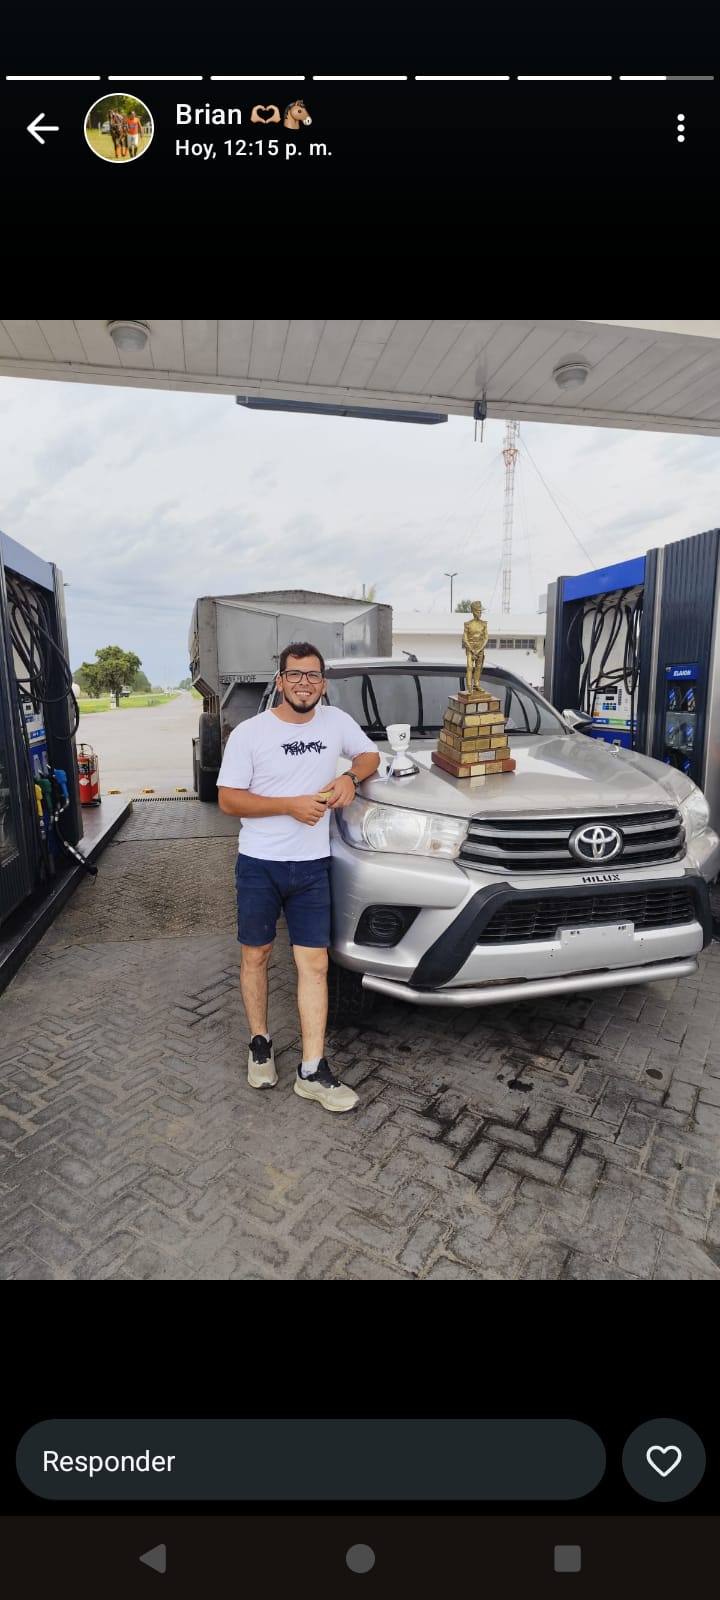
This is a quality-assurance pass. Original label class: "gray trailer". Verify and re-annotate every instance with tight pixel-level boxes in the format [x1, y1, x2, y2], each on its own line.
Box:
[188, 589, 393, 799]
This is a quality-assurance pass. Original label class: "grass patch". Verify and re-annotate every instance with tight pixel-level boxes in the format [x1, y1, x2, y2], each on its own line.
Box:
[78, 693, 178, 712]
[84, 128, 150, 162]
[118, 693, 178, 709]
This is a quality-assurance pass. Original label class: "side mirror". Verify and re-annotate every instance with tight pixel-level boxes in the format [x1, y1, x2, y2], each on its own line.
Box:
[562, 708, 594, 730]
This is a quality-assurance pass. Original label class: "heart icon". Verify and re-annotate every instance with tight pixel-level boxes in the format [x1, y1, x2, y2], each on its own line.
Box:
[646, 1445, 682, 1477]
[250, 104, 280, 124]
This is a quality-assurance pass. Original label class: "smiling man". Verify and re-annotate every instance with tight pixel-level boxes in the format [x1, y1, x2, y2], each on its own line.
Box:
[217, 642, 380, 1111]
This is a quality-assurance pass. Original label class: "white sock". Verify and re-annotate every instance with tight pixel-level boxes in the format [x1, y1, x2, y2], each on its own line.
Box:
[301, 1057, 322, 1078]
[253, 1032, 271, 1043]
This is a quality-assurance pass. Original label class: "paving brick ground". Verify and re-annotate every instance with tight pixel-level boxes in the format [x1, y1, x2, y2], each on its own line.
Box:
[1, 800, 719, 1279]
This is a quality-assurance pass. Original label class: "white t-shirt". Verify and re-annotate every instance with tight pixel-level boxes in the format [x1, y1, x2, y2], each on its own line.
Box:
[216, 705, 379, 861]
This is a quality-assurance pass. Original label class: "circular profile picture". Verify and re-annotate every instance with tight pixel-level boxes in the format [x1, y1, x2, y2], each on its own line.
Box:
[84, 94, 154, 162]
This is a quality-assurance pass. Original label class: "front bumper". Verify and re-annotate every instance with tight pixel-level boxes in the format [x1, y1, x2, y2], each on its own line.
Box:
[329, 823, 713, 1007]
[363, 956, 700, 1007]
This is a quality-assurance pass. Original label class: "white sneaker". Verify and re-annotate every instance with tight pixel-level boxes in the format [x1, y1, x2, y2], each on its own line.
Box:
[293, 1059, 359, 1113]
[247, 1035, 278, 1088]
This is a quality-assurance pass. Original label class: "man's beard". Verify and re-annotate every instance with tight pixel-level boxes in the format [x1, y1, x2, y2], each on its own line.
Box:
[285, 693, 321, 715]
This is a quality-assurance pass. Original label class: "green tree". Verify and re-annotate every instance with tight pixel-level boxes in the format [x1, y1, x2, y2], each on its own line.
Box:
[104, 93, 144, 115]
[74, 662, 92, 694]
[455, 599, 474, 612]
[132, 670, 152, 693]
[76, 662, 105, 697]
[177, 677, 192, 690]
[90, 645, 142, 707]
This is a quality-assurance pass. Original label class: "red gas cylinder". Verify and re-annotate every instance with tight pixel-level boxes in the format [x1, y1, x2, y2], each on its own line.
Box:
[77, 743, 101, 805]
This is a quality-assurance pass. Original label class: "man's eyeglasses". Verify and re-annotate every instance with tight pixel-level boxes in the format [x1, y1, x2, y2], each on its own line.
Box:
[282, 670, 324, 684]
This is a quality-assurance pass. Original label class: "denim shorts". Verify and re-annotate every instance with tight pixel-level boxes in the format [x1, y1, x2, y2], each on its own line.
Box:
[235, 854, 332, 948]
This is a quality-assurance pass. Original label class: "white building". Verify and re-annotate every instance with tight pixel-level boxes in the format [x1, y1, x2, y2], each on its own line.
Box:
[391, 612, 546, 691]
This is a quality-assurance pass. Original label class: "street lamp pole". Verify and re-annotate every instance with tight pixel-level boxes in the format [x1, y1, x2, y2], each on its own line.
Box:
[444, 571, 458, 613]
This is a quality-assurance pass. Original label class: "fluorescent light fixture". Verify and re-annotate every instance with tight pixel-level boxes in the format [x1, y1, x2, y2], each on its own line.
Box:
[107, 320, 150, 353]
[552, 359, 591, 390]
[236, 396, 447, 423]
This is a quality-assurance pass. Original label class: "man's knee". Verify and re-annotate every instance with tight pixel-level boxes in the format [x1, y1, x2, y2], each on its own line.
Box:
[294, 945, 328, 975]
[241, 943, 273, 967]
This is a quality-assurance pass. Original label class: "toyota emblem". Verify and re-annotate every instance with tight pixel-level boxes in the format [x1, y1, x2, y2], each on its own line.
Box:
[569, 823, 623, 863]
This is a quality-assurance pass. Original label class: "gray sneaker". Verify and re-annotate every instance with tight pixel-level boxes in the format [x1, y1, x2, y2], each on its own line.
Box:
[293, 1058, 359, 1113]
[247, 1035, 278, 1088]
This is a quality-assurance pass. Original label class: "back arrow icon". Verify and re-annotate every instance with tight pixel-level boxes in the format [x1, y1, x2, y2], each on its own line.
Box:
[28, 113, 59, 145]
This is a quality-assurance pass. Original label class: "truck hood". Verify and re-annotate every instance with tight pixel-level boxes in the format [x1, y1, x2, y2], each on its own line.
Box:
[359, 733, 694, 819]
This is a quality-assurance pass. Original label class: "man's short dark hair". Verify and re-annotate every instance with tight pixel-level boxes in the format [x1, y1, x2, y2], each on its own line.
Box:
[277, 641, 326, 677]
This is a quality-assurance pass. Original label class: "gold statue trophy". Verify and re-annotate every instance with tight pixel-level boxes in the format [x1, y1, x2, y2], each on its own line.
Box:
[463, 599, 488, 693]
[432, 600, 516, 778]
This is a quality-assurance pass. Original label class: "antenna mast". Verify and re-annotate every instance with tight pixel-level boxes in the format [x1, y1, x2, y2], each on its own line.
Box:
[501, 420, 520, 614]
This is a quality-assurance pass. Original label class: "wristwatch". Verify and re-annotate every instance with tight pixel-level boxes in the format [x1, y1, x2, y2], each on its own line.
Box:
[348, 772, 361, 792]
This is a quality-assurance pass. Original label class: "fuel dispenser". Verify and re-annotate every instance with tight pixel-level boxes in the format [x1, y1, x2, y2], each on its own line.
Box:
[544, 525, 720, 835]
[662, 667, 698, 777]
[0, 528, 87, 927]
[544, 555, 645, 752]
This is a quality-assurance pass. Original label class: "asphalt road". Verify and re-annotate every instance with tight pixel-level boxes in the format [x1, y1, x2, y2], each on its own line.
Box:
[77, 691, 200, 795]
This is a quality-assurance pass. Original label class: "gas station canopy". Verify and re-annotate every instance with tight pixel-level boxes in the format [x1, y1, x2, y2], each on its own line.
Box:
[1, 320, 720, 435]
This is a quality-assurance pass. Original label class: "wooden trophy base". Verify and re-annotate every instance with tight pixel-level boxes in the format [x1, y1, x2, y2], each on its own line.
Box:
[431, 691, 517, 779]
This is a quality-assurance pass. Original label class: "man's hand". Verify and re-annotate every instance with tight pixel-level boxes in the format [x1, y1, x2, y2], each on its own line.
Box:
[324, 775, 357, 809]
[287, 794, 330, 826]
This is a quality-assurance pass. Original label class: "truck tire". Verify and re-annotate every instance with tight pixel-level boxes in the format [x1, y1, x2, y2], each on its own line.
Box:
[327, 956, 373, 1026]
[197, 764, 219, 803]
[198, 712, 221, 771]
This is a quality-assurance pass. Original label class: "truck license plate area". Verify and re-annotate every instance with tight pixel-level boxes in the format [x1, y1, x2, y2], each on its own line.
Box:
[559, 922, 635, 946]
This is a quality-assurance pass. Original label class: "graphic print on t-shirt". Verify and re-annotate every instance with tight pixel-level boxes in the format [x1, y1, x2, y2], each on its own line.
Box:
[281, 738, 328, 756]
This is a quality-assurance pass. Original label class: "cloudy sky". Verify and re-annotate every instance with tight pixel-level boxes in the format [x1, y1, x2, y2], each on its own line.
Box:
[1, 375, 719, 684]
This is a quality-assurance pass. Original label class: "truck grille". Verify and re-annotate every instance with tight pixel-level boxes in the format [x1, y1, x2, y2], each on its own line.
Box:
[458, 809, 685, 873]
[477, 886, 696, 944]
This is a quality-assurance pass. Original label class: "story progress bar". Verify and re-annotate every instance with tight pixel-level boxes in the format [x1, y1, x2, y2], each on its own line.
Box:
[4, 74, 716, 82]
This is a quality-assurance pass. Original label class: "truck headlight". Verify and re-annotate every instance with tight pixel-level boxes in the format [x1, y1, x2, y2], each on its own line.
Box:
[336, 797, 468, 859]
[680, 789, 710, 839]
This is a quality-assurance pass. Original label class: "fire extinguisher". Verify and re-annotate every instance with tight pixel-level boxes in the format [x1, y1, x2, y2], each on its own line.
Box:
[77, 742, 101, 805]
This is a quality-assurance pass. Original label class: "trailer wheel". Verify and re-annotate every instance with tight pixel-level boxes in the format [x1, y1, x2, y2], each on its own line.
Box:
[197, 764, 219, 803]
[199, 711, 221, 771]
[327, 956, 374, 1026]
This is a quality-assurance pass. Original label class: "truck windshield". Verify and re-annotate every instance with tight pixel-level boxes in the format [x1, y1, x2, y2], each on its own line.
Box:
[323, 672, 566, 737]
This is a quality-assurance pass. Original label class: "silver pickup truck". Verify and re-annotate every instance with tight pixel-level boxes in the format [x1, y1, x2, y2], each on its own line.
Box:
[261, 659, 720, 1023]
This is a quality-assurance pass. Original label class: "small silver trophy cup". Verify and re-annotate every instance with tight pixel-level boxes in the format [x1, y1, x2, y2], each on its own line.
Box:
[385, 723, 419, 778]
